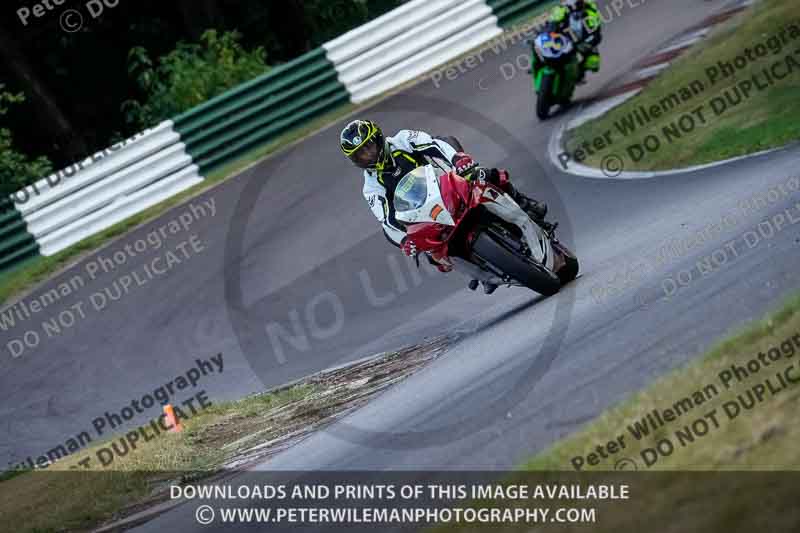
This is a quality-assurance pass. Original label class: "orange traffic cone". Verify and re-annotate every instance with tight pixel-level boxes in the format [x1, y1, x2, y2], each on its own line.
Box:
[163, 404, 184, 433]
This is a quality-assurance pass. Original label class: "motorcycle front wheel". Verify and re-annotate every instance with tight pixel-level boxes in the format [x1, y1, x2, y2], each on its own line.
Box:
[472, 229, 561, 296]
[548, 239, 579, 285]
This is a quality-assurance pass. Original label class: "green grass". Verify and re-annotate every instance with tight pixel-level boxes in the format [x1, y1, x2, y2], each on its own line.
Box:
[430, 292, 800, 533]
[0, 384, 319, 532]
[567, 0, 800, 171]
[525, 291, 800, 471]
[0, 335, 447, 532]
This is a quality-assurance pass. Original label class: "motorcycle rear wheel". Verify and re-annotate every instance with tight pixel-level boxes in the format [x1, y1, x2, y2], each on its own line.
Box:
[536, 74, 553, 121]
[473, 229, 561, 296]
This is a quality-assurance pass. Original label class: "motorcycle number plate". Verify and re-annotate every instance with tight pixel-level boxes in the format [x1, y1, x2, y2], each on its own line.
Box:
[544, 39, 561, 51]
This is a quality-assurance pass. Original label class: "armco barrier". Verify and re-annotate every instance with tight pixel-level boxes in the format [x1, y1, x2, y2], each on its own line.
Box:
[0, 200, 39, 272]
[323, 0, 460, 66]
[323, 0, 503, 104]
[19, 121, 201, 257]
[1, 0, 553, 272]
[173, 47, 350, 174]
[18, 125, 160, 217]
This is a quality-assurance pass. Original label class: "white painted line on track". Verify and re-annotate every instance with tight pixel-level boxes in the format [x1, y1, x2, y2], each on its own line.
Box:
[631, 61, 672, 81]
[548, 0, 781, 180]
[567, 89, 641, 130]
[549, 111, 786, 180]
[658, 28, 709, 54]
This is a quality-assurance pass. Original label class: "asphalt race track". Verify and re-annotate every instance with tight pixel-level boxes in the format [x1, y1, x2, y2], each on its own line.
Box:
[2, 1, 799, 521]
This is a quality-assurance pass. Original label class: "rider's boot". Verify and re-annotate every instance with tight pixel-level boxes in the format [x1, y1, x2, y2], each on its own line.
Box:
[469, 279, 497, 294]
[506, 182, 552, 230]
[494, 170, 548, 220]
[579, 52, 600, 85]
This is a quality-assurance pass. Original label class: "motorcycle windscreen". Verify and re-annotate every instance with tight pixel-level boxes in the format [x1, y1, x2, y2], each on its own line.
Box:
[534, 33, 573, 59]
[394, 167, 428, 212]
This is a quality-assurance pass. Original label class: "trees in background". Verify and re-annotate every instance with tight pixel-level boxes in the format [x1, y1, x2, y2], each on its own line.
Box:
[0, 0, 404, 193]
[0, 86, 52, 198]
[122, 30, 269, 130]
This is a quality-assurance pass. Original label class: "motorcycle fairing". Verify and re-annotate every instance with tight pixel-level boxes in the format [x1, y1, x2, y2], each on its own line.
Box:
[394, 166, 456, 226]
[479, 190, 555, 270]
[533, 32, 574, 60]
[396, 164, 555, 271]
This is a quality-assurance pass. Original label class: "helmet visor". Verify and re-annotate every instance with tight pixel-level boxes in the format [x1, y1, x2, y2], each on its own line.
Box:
[348, 140, 379, 169]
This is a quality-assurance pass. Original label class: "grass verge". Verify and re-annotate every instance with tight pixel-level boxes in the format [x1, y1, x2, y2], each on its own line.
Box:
[524, 291, 800, 471]
[567, 0, 800, 171]
[429, 294, 800, 533]
[0, 338, 448, 532]
[0, 385, 318, 532]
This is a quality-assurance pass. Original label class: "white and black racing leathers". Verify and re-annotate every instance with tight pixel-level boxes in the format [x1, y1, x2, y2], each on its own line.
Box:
[362, 130, 459, 246]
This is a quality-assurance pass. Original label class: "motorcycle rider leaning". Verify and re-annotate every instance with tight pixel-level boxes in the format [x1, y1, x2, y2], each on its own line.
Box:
[549, 0, 603, 83]
[340, 119, 550, 294]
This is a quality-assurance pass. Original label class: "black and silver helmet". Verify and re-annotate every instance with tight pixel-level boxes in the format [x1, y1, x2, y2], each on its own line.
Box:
[340, 119, 386, 170]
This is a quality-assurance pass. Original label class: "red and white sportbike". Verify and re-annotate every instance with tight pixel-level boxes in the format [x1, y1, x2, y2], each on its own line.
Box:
[395, 163, 579, 296]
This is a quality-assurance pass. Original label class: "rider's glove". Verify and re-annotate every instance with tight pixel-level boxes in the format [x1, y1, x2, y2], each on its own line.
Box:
[452, 152, 478, 177]
[473, 167, 488, 184]
[400, 236, 418, 257]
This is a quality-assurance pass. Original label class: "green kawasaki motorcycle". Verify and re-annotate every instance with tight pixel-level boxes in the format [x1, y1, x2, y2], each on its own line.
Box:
[530, 28, 581, 120]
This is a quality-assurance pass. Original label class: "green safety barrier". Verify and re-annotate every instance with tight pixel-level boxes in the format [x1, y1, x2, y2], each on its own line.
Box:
[487, 0, 549, 27]
[173, 47, 350, 174]
[0, 2, 555, 276]
[0, 199, 39, 274]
